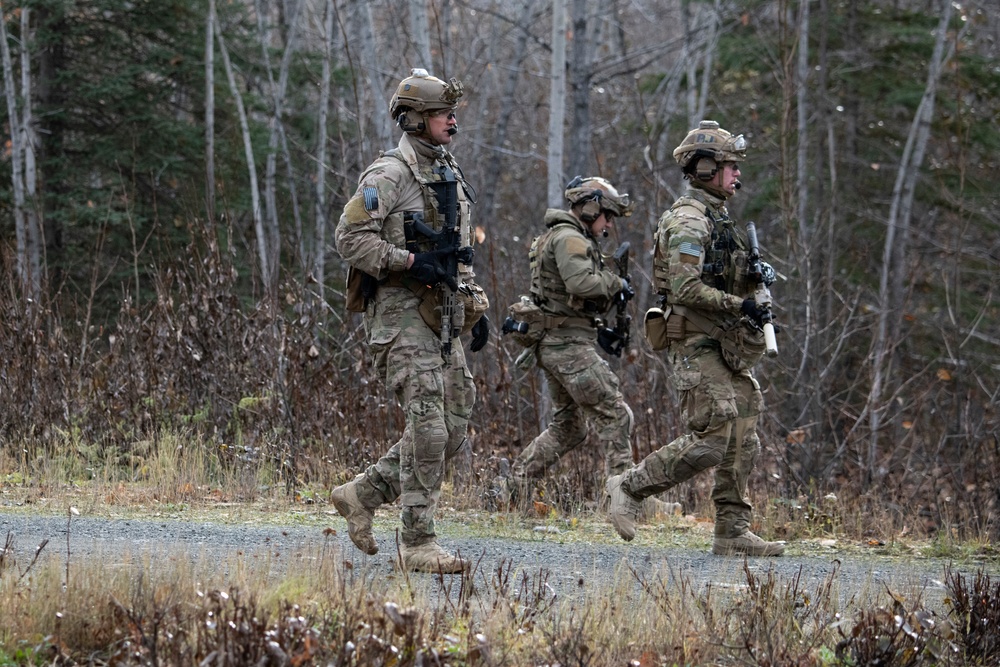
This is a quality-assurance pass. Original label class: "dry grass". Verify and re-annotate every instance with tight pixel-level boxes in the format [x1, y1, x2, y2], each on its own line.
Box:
[3, 435, 1000, 665]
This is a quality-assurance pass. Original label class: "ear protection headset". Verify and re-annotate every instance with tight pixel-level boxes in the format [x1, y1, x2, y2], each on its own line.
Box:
[688, 148, 722, 182]
[396, 110, 425, 133]
[577, 193, 604, 223]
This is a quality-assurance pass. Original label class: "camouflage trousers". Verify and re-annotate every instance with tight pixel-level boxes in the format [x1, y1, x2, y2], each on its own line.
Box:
[512, 336, 634, 485]
[621, 335, 764, 538]
[352, 288, 476, 547]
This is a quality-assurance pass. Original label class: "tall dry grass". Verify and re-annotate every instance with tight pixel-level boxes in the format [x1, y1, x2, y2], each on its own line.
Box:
[2, 528, 999, 666]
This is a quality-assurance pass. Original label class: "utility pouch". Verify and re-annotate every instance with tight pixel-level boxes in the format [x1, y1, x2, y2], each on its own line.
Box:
[720, 322, 767, 373]
[643, 308, 669, 351]
[417, 281, 489, 336]
[504, 296, 546, 347]
[346, 266, 378, 313]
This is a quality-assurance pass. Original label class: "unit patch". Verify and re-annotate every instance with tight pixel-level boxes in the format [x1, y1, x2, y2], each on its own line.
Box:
[363, 186, 379, 211]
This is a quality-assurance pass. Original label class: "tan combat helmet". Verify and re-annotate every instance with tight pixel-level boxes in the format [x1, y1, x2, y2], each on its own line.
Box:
[564, 175, 635, 222]
[389, 68, 464, 133]
[673, 120, 747, 184]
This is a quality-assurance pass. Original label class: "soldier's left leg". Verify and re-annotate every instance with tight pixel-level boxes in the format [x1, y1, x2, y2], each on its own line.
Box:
[386, 329, 451, 548]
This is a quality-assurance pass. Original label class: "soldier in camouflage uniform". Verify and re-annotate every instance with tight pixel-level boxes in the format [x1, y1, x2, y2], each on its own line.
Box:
[332, 69, 490, 573]
[498, 177, 641, 508]
[606, 120, 784, 556]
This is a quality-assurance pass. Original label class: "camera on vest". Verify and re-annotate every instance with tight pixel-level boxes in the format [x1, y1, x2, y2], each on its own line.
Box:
[502, 316, 529, 335]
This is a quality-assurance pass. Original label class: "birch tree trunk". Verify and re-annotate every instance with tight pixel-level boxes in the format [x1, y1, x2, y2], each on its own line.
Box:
[793, 0, 813, 385]
[547, 0, 567, 207]
[19, 5, 40, 297]
[353, 0, 391, 156]
[477, 0, 537, 221]
[866, 0, 954, 487]
[215, 20, 269, 288]
[205, 0, 216, 222]
[314, 0, 335, 303]
[409, 0, 431, 69]
[0, 0, 30, 294]
[566, 0, 591, 176]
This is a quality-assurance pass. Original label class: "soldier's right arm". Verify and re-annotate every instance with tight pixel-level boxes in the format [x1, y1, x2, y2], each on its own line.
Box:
[335, 161, 411, 279]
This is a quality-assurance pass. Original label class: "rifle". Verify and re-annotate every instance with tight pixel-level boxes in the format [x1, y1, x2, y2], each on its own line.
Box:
[413, 164, 477, 362]
[597, 241, 632, 358]
[745, 222, 778, 357]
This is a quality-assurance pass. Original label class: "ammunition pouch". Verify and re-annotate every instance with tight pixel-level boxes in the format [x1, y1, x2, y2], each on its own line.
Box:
[643, 307, 688, 351]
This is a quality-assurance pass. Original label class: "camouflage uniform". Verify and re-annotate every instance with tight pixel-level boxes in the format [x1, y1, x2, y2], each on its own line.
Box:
[607, 120, 782, 555]
[335, 131, 479, 549]
[625, 185, 763, 538]
[511, 208, 634, 488]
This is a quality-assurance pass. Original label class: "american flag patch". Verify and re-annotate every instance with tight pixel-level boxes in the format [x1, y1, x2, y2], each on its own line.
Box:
[678, 242, 702, 257]
[363, 187, 379, 211]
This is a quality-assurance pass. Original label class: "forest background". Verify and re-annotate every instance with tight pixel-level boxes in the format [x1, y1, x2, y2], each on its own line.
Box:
[1, 0, 998, 541]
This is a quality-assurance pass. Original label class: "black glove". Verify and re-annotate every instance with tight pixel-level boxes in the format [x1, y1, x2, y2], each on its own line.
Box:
[597, 327, 626, 357]
[741, 298, 768, 328]
[619, 277, 635, 302]
[456, 246, 475, 266]
[470, 315, 490, 352]
[409, 248, 458, 290]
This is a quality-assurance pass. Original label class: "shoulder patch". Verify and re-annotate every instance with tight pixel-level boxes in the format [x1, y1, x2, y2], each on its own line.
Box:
[363, 186, 379, 211]
[563, 235, 589, 256]
[343, 196, 371, 223]
[679, 241, 702, 258]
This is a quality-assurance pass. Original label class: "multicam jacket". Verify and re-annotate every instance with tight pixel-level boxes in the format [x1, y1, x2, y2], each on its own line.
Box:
[335, 133, 475, 287]
[652, 185, 755, 328]
[529, 209, 622, 337]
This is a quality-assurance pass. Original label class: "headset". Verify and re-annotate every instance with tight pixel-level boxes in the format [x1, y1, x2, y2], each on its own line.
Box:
[396, 110, 424, 134]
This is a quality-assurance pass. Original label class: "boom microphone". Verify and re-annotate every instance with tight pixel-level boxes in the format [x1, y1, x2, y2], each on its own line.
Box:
[733, 180, 742, 190]
[447, 125, 459, 136]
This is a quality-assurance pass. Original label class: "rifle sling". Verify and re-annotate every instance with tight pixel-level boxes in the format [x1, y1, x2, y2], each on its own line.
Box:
[670, 305, 744, 359]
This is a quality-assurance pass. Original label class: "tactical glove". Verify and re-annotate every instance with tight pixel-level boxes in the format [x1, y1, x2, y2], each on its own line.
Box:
[597, 327, 626, 357]
[740, 298, 768, 328]
[470, 315, 490, 352]
[619, 277, 635, 302]
[409, 249, 458, 290]
[750, 261, 777, 287]
[456, 246, 475, 266]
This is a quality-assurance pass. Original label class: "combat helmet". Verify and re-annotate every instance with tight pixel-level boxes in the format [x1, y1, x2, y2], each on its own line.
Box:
[673, 120, 747, 182]
[564, 175, 635, 222]
[390, 68, 464, 133]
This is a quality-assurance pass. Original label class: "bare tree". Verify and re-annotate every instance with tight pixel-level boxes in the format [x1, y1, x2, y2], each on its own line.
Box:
[410, 0, 431, 68]
[547, 0, 567, 206]
[205, 0, 216, 222]
[314, 0, 336, 303]
[215, 18, 269, 287]
[350, 0, 392, 157]
[0, 0, 39, 298]
[866, 0, 956, 487]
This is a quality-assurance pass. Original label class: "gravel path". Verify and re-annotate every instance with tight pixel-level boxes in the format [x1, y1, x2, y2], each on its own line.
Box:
[3, 508, 995, 611]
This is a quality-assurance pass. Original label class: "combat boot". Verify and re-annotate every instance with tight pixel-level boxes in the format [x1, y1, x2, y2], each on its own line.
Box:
[712, 531, 785, 557]
[330, 478, 378, 555]
[400, 542, 469, 573]
[606, 473, 642, 541]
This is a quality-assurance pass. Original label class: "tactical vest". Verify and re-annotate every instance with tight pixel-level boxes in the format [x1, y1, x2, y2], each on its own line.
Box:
[652, 195, 753, 302]
[529, 222, 605, 315]
[383, 148, 469, 254]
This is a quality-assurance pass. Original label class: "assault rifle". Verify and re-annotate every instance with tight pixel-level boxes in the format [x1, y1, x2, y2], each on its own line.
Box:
[411, 164, 472, 362]
[597, 241, 632, 358]
[745, 222, 778, 357]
